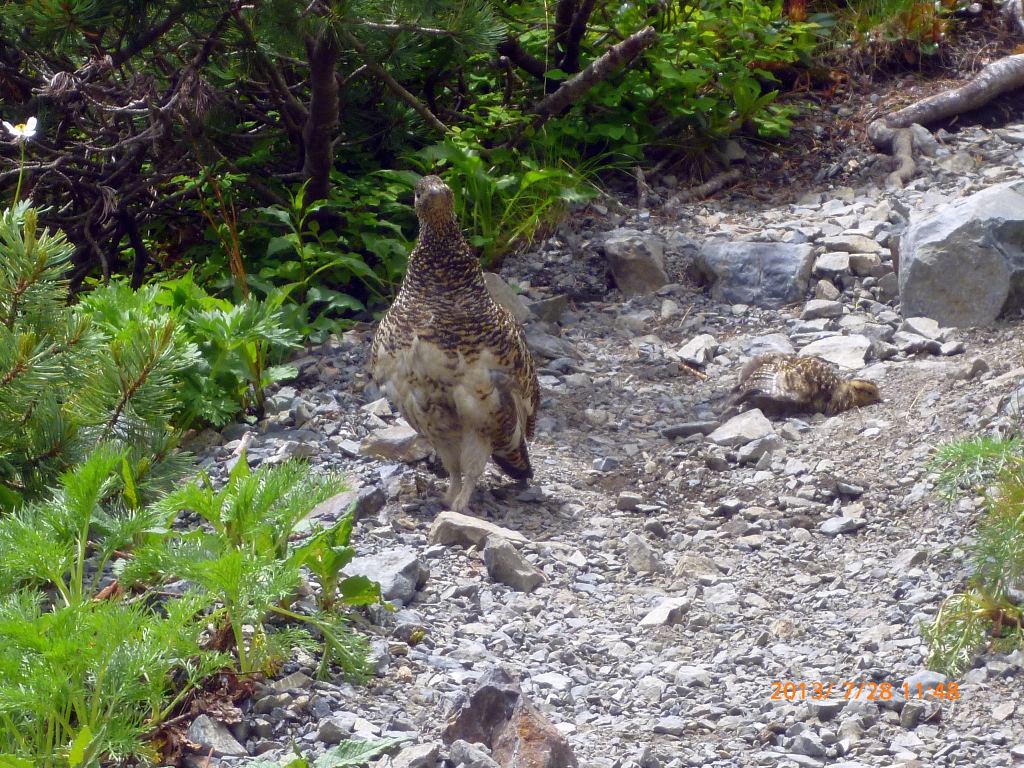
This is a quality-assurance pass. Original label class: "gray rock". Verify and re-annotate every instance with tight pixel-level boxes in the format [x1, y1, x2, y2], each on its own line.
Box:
[743, 333, 796, 357]
[601, 229, 670, 297]
[638, 597, 691, 627]
[692, 242, 815, 308]
[624, 532, 662, 574]
[903, 669, 948, 695]
[901, 316, 942, 340]
[526, 331, 576, 360]
[359, 426, 433, 463]
[801, 300, 844, 320]
[484, 273, 531, 324]
[392, 743, 441, 768]
[899, 180, 1024, 326]
[450, 740, 502, 768]
[483, 537, 545, 593]
[679, 334, 718, 366]
[428, 511, 529, 548]
[616, 491, 643, 510]
[819, 234, 884, 254]
[791, 731, 826, 757]
[652, 716, 687, 736]
[813, 252, 851, 279]
[737, 434, 784, 464]
[708, 410, 775, 447]
[317, 717, 353, 744]
[798, 335, 871, 369]
[187, 715, 248, 757]
[807, 698, 847, 721]
[848, 253, 881, 276]
[877, 272, 899, 302]
[342, 549, 428, 604]
[661, 421, 718, 439]
[892, 331, 940, 354]
[265, 387, 298, 416]
[814, 279, 841, 301]
[527, 294, 569, 323]
[593, 457, 620, 471]
[820, 517, 867, 535]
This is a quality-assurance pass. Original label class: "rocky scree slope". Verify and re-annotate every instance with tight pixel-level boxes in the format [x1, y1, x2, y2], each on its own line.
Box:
[182, 121, 1024, 768]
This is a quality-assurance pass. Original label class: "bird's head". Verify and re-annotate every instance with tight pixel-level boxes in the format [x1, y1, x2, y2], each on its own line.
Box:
[847, 379, 881, 407]
[414, 175, 457, 230]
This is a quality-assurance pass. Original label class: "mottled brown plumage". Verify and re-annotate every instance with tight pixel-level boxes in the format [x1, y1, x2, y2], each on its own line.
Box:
[733, 354, 881, 417]
[370, 175, 541, 513]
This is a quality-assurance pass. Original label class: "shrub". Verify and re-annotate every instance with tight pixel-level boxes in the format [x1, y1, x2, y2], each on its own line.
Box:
[924, 438, 1024, 675]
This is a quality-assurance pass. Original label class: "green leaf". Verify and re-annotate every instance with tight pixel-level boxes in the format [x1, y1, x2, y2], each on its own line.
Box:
[0, 756, 34, 768]
[121, 458, 138, 510]
[267, 236, 297, 258]
[338, 575, 381, 606]
[68, 725, 93, 767]
[313, 736, 412, 768]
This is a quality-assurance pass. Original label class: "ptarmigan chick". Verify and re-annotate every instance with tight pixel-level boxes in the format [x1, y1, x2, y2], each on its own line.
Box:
[370, 175, 540, 513]
[732, 354, 881, 417]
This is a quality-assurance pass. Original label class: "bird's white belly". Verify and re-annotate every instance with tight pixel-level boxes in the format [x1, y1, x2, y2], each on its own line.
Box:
[376, 336, 504, 441]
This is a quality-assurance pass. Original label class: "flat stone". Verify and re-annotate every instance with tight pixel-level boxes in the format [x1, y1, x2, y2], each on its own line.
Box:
[813, 251, 851, 278]
[820, 517, 867, 535]
[428, 511, 529, 548]
[798, 335, 871, 369]
[484, 272, 531, 324]
[360, 426, 433, 463]
[526, 331, 576, 360]
[483, 537, 545, 593]
[801, 299, 844, 320]
[707, 409, 775, 447]
[901, 316, 942, 340]
[661, 421, 718, 439]
[819, 234, 884, 254]
[743, 333, 796, 357]
[638, 597, 691, 628]
[392, 743, 441, 768]
[653, 716, 686, 736]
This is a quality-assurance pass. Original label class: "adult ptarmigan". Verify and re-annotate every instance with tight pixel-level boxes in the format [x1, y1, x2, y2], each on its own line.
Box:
[733, 353, 881, 417]
[370, 175, 540, 513]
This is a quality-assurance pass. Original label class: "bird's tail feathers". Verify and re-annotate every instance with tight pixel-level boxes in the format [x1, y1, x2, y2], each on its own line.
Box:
[492, 439, 533, 480]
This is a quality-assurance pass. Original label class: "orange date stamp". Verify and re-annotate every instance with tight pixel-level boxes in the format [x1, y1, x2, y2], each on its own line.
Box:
[770, 681, 960, 701]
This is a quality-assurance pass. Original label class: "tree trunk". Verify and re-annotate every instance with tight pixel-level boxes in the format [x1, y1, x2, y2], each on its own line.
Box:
[302, 30, 340, 203]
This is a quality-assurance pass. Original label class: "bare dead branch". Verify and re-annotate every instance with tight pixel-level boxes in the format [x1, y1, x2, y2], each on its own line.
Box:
[533, 26, 657, 119]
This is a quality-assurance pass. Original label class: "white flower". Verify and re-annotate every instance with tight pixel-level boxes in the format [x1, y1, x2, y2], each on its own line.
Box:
[3, 116, 37, 142]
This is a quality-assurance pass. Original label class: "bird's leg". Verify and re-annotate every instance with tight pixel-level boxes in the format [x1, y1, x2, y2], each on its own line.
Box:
[434, 445, 463, 508]
[450, 435, 490, 513]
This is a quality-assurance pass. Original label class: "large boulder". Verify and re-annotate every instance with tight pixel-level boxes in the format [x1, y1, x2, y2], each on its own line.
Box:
[691, 242, 815, 308]
[899, 181, 1024, 327]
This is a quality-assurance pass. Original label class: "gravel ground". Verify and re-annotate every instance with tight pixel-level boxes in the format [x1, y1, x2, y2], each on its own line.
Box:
[186, 119, 1024, 768]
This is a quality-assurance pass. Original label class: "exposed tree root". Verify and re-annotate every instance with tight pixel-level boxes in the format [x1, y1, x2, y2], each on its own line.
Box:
[868, 54, 1024, 188]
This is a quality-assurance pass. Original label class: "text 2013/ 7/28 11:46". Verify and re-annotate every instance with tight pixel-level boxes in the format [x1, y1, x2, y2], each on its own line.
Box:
[770, 681, 960, 701]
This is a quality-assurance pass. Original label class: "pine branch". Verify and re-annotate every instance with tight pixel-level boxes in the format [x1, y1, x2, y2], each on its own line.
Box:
[337, 28, 449, 135]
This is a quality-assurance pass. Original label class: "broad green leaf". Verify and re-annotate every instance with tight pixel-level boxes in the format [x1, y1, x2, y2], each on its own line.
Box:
[313, 736, 412, 768]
